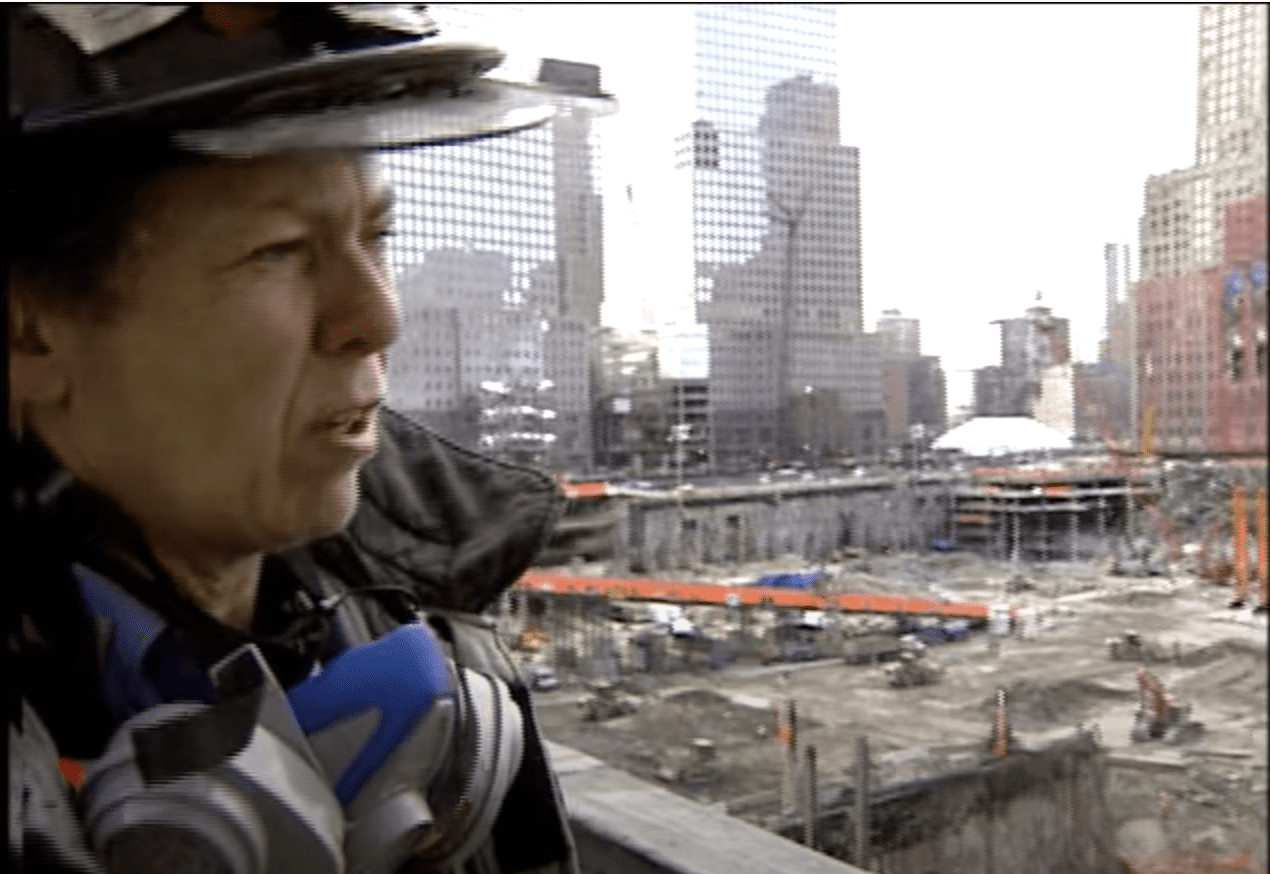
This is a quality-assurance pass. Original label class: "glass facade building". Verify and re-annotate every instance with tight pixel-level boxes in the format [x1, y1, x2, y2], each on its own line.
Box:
[679, 4, 881, 469]
[1140, 4, 1266, 280]
[381, 9, 607, 472]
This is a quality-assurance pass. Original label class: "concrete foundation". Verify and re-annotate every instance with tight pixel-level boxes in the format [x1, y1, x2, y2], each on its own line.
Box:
[619, 481, 951, 574]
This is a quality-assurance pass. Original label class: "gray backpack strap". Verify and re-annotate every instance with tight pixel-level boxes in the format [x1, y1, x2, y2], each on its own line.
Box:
[10, 698, 105, 873]
[429, 611, 580, 874]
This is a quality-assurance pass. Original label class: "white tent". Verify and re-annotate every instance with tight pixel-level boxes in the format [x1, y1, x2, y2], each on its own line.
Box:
[932, 416, 1072, 457]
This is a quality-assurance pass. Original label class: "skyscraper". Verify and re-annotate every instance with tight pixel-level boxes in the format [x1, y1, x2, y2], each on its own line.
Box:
[679, 4, 877, 468]
[877, 310, 922, 359]
[1133, 4, 1266, 454]
[876, 311, 946, 449]
[1139, 4, 1266, 281]
[382, 40, 610, 472]
[973, 302, 1071, 418]
[382, 128, 555, 448]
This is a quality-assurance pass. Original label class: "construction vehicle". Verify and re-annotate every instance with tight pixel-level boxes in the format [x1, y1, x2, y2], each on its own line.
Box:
[513, 624, 549, 653]
[842, 633, 904, 665]
[521, 663, 559, 692]
[883, 636, 943, 688]
[1106, 629, 1178, 663]
[1130, 668, 1203, 744]
[578, 681, 640, 722]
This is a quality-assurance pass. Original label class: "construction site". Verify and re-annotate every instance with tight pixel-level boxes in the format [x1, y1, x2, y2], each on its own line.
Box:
[501, 458, 1268, 874]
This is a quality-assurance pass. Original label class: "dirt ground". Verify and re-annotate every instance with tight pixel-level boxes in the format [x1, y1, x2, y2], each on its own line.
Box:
[531, 554, 1268, 870]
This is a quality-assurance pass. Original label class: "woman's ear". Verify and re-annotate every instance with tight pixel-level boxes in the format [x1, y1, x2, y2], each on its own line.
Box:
[9, 285, 73, 411]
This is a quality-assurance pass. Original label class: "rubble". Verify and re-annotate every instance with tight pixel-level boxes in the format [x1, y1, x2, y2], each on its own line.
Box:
[1107, 630, 1180, 663]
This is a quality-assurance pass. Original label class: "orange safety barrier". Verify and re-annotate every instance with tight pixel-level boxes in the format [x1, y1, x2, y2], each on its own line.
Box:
[1125, 848, 1267, 874]
[560, 480, 609, 499]
[514, 571, 989, 619]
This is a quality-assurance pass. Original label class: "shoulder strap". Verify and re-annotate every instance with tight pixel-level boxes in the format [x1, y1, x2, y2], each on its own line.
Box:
[9, 699, 105, 874]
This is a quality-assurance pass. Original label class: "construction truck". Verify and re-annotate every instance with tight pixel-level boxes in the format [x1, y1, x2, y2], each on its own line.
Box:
[1106, 629, 1178, 663]
[1130, 668, 1203, 745]
[843, 633, 904, 665]
[883, 636, 943, 688]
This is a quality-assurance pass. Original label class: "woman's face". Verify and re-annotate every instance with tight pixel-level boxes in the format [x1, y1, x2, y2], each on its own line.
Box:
[39, 152, 401, 557]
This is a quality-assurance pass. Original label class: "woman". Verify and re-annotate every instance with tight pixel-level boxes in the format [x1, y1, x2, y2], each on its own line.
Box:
[9, 5, 582, 873]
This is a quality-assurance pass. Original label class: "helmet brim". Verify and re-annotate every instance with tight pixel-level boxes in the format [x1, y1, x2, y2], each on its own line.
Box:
[21, 39, 609, 156]
[175, 77, 557, 157]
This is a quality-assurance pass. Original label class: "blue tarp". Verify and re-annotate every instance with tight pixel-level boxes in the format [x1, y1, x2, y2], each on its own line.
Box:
[755, 570, 824, 589]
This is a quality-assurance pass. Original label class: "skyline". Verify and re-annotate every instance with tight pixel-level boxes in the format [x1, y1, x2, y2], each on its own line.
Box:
[433, 4, 1202, 414]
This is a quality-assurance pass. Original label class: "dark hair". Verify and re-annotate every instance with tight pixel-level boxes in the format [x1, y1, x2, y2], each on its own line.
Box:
[8, 133, 208, 320]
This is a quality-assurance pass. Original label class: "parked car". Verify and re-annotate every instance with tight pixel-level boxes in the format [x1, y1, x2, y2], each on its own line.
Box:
[913, 619, 973, 645]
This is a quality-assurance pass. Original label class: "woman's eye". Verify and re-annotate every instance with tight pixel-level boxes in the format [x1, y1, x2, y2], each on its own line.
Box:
[249, 240, 307, 264]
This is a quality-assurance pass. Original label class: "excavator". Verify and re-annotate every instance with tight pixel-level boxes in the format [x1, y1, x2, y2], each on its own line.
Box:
[883, 635, 943, 688]
[1130, 668, 1203, 745]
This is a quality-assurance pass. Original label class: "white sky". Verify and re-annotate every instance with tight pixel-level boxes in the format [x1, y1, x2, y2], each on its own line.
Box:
[442, 4, 1201, 411]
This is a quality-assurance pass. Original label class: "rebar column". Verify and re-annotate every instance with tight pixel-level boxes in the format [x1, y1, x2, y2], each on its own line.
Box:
[1096, 492, 1106, 555]
[1040, 497, 1049, 562]
[804, 744, 819, 850]
[1257, 486, 1268, 608]
[854, 735, 871, 869]
[1070, 504, 1079, 562]
[1011, 507, 1022, 564]
[1233, 485, 1250, 605]
[781, 699, 798, 819]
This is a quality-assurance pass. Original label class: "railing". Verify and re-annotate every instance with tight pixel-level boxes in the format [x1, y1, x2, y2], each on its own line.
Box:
[547, 741, 874, 874]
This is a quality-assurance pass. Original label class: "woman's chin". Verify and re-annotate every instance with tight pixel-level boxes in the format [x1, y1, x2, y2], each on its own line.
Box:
[276, 475, 363, 547]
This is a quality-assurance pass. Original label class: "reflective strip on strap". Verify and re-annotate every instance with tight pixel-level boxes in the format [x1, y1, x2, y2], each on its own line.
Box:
[57, 758, 85, 790]
[32, 3, 440, 56]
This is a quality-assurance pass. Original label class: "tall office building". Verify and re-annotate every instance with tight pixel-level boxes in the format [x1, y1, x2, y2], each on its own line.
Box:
[382, 43, 609, 472]
[973, 303, 1071, 418]
[875, 311, 946, 448]
[1133, 4, 1266, 454]
[877, 309, 922, 358]
[1139, 4, 1266, 280]
[1075, 243, 1135, 447]
[678, 4, 878, 468]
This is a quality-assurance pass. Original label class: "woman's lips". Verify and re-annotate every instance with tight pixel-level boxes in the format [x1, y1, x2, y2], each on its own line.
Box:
[315, 399, 380, 430]
[311, 400, 380, 453]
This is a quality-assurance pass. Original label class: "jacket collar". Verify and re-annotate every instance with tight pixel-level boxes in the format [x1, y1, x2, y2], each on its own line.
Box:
[338, 408, 565, 614]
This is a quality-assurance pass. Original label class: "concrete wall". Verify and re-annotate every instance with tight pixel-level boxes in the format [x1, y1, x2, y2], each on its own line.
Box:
[615, 481, 952, 574]
[781, 733, 1126, 874]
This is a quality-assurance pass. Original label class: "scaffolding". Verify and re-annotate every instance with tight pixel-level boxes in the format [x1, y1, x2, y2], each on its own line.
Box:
[952, 464, 1157, 562]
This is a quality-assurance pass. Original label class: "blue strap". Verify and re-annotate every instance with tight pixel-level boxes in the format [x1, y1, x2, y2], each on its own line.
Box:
[71, 563, 168, 722]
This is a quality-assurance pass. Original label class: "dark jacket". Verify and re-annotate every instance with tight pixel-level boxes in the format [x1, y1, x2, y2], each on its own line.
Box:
[8, 409, 575, 874]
